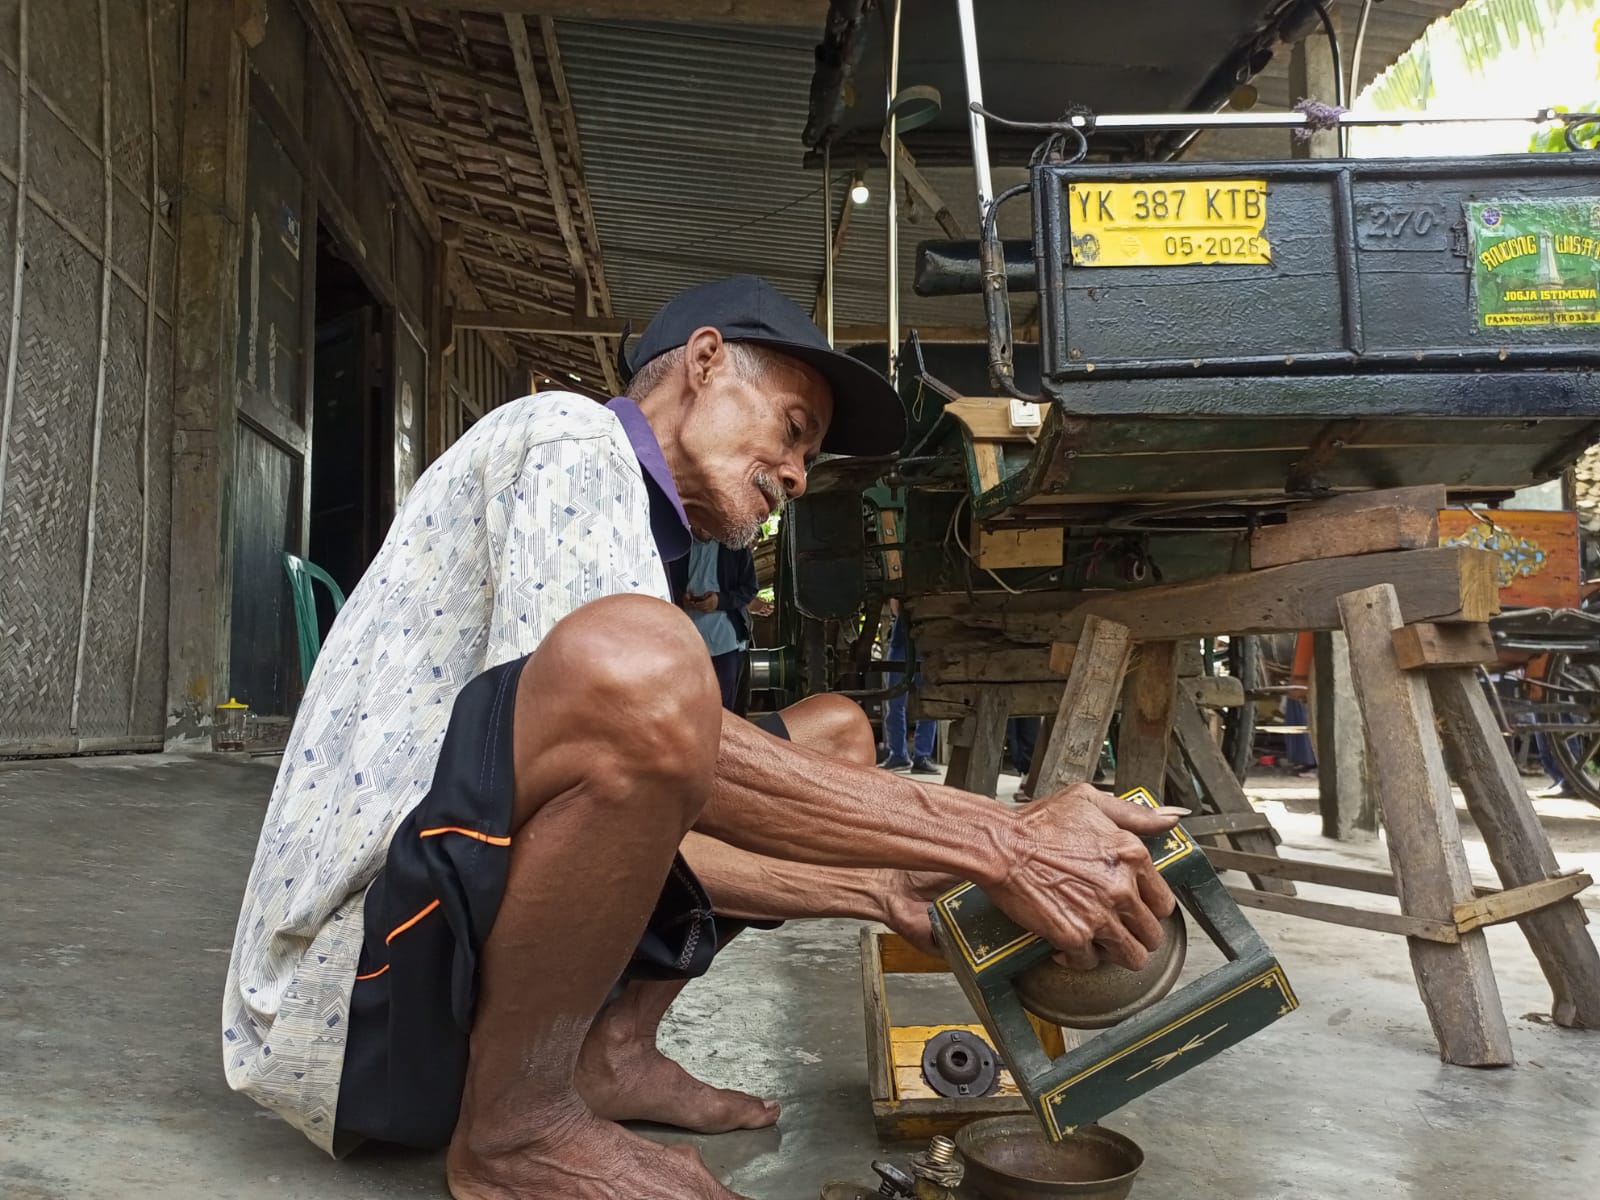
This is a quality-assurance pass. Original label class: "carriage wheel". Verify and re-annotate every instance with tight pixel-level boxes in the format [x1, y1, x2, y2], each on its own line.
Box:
[1536, 651, 1600, 809]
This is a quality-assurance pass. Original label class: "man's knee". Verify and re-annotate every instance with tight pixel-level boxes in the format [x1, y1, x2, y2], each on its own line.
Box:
[780, 693, 876, 766]
[528, 595, 721, 795]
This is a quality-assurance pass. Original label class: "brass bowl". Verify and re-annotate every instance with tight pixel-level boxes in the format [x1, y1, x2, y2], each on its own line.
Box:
[956, 1116, 1145, 1200]
[1013, 909, 1187, 1029]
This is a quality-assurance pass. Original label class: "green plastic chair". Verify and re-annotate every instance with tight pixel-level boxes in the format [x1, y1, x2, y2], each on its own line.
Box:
[282, 552, 348, 684]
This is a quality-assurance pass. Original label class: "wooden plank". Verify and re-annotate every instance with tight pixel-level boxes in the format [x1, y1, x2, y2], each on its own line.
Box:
[1453, 874, 1593, 936]
[946, 687, 1009, 798]
[1339, 585, 1513, 1065]
[859, 927, 895, 1104]
[538, 15, 621, 395]
[1034, 616, 1133, 791]
[305, 0, 440, 237]
[911, 547, 1502, 642]
[944, 397, 1033, 442]
[920, 646, 1065, 686]
[1207, 847, 1398, 896]
[879, 933, 949, 975]
[971, 526, 1063, 570]
[972, 442, 1004, 493]
[873, 1095, 1031, 1142]
[1251, 504, 1438, 569]
[1182, 811, 1277, 838]
[1391, 622, 1499, 671]
[918, 682, 1063, 722]
[1049, 642, 1076, 674]
[166, 0, 248, 745]
[1227, 886, 1459, 943]
[502, 14, 619, 395]
[1183, 674, 1245, 709]
[1287, 485, 1447, 523]
[1172, 694, 1294, 894]
[1116, 642, 1178, 797]
[1428, 666, 1600, 1029]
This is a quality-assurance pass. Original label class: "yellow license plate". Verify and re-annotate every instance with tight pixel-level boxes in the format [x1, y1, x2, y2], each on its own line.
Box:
[1067, 181, 1272, 267]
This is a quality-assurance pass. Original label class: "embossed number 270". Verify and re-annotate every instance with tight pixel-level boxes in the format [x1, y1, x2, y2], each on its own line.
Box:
[1367, 205, 1436, 237]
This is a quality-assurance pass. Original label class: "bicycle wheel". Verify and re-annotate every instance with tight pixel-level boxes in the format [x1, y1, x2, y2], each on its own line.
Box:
[1537, 651, 1600, 809]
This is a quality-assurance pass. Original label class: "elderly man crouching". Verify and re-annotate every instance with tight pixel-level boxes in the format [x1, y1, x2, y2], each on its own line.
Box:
[223, 277, 1180, 1199]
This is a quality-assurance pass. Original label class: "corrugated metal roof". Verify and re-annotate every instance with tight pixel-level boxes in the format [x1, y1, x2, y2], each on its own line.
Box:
[558, 2, 1469, 337]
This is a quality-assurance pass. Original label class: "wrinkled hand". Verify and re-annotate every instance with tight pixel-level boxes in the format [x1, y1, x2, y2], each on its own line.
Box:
[692, 592, 719, 613]
[877, 868, 962, 956]
[988, 783, 1182, 972]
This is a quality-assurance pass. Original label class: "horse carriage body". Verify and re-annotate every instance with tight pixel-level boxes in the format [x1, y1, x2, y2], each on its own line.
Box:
[756, 1, 1600, 775]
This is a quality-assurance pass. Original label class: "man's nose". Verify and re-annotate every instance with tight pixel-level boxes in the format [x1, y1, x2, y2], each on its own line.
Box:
[777, 461, 807, 501]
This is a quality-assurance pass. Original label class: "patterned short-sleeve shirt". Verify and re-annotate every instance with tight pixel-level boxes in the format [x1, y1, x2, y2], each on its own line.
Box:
[222, 392, 678, 1151]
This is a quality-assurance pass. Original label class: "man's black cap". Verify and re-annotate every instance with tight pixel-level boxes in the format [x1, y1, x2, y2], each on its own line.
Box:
[622, 275, 906, 457]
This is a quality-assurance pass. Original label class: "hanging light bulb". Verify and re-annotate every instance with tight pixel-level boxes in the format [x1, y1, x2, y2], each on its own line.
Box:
[849, 173, 870, 205]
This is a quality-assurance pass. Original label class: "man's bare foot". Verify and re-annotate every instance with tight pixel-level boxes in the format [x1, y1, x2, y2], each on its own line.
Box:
[575, 1001, 780, 1133]
[449, 1109, 745, 1200]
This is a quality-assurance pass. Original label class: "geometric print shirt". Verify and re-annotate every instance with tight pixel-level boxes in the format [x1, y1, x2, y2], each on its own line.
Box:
[222, 392, 679, 1153]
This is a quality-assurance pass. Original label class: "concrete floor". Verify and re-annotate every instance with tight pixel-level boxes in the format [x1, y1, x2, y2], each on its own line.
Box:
[2, 753, 1599, 1200]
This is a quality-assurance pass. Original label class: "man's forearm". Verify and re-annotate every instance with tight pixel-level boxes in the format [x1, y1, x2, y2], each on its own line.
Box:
[679, 831, 887, 924]
[696, 714, 1019, 886]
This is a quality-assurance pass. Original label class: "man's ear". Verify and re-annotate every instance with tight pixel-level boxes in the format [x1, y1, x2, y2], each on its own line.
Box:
[683, 327, 725, 395]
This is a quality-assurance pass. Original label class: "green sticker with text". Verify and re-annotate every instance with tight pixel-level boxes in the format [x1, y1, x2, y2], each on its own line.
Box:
[1469, 198, 1600, 329]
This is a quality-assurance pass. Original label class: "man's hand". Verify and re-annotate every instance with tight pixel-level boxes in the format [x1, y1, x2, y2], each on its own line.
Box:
[987, 783, 1183, 973]
[876, 868, 961, 956]
[680, 591, 719, 613]
[748, 595, 774, 618]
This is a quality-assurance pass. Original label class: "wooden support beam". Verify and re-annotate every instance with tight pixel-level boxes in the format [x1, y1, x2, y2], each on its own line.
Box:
[1453, 874, 1593, 936]
[1429, 665, 1600, 1029]
[1251, 501, 1439, 569]
[1115, 642, 1178, 797]
[167, 0, 247, 747]
[502, 14, 618, 394]
[1228, 887, 1460, 943]
[1034, 616, 1132, 791]
[1313, 630, 1377, 840]
[1172, 694, 1293, 894]
[305, 0, 441, 239]
[1289, 485, 1447, 522]
[1183, 673, 1244, 709]
[365, 46, 527, 103]
[339, 0, 823, 20]
[538, 16, 621, 393]
[1206, 847, 1399, 896]
[913, 547, 1501, 642]
[1182, 812, 1277, 839]
[1391, 622, 1499, 671]
[1339, 584, 1513, 1065]
[943, 687, 1009, 798]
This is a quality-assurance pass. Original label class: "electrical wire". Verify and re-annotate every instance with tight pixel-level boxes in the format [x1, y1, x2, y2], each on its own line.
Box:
[1307, 0, 1348, 155]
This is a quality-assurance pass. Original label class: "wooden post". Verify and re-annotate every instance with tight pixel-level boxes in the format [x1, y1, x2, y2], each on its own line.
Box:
[1172, 693, 1294, 895]
[1115, 641, 1178, 797]
[1020, 713, 1055, 799]
[944, 687, 1009, 798]
[1288, 9, 1341, 161]
[1338, 584, 1514, 1066]
[1429, 667, 1600, 1029]
[1034, 616, 1132, 791]
[1313, 631, 1376, 840]
[165, 0, 247, 747]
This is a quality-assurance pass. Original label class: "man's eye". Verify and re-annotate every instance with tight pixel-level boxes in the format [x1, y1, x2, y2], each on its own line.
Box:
[787, 421, 801, 441]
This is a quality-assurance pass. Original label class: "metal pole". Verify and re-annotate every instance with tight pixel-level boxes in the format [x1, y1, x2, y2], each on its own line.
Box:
[955, 0, 993, 214]
[975, 103, 1576, 135]
[822, 143, 835, 347]
[885, 0, 902, 385]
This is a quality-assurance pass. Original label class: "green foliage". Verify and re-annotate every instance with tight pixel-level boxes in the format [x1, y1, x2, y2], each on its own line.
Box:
[1529, 104, 1600, 150]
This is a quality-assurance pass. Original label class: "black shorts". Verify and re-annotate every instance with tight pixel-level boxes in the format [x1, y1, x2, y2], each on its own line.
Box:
[332, 656, 788, 1152]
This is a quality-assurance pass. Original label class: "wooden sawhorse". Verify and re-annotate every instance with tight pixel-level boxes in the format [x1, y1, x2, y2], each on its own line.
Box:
[923, 492, 1600, 1061]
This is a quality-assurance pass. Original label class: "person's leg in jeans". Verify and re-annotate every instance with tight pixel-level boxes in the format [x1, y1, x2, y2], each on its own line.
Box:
[909, 714, 938, 773]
